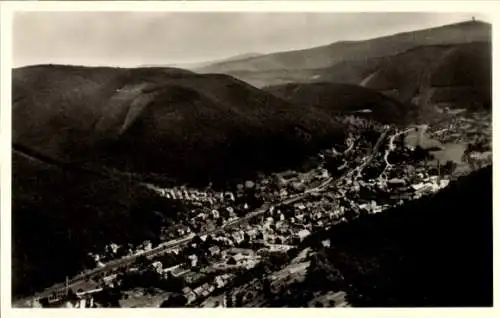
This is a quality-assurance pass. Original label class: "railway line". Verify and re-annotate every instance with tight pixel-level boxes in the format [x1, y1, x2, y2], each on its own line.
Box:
[18, 127, 394, 305]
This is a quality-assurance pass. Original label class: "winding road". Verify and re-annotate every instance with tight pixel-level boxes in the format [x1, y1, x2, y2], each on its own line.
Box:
[17, 127, 393, 305]
[381, 124, 432, 180]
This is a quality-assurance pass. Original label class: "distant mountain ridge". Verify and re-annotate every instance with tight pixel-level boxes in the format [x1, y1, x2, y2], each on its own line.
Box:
[196, 20, 490, 75]
[195, 21, 491, 111]
[141, 52, 262, 70]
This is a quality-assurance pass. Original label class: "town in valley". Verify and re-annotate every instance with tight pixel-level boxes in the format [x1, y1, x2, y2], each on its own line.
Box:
[9, 10, 493, 308]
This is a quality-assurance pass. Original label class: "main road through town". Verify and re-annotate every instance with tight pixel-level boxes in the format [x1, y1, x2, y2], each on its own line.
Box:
[18, 127, 391, 304]
[379, 127, 417, 178]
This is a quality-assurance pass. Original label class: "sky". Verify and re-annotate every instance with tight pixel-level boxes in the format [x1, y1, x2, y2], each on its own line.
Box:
[13, 12, 491, 67]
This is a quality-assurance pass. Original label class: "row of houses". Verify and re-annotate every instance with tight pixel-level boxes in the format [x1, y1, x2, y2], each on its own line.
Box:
[145, 184, 236, 203]
[181, 273, 235, 305]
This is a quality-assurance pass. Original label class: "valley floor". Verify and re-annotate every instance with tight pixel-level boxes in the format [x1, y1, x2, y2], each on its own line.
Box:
[16, 110, 492, 308]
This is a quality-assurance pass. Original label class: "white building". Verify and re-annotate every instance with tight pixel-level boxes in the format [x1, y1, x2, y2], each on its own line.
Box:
[151, 261, 163, 273]
[440, 179, 450, 189]
[321, 239, 331, 248]
[296, 229, 311, 242]
[188, 254, 198, 268]
[163, 264, 181, 275]
[267, 244, 294, 253]
[211, 210, 220, 219]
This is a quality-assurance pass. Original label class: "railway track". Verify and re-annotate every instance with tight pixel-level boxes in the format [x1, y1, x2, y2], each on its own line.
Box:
[16, 128, 391, 305]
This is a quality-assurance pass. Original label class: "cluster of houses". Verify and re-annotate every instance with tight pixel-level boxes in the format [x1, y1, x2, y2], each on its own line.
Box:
[148, 249, 261, 305]
[410, 175, 450, 199]
[145, 184, 236, 204]
[32, 124, 465, 309]
[182, 283, 216, 304]
[213, 248, 262, 271]
[84, 163, 333, 275]
[333, 167, 451, 214]
[32, 279, 105, 308]
[90, 240, 156, 266]
[179, 251, 265, 305]
[32, 294, 98, 309]
[439, 111, 491, 143]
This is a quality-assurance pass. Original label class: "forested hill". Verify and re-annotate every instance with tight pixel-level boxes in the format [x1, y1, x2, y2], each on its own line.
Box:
[309, 165, 492, 307]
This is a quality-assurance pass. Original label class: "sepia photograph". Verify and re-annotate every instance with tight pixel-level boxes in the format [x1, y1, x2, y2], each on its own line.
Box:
[1, 1, 494, 312]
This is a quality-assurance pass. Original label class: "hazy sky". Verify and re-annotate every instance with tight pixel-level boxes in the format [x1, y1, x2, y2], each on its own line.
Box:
[13, 12, 490, 67]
